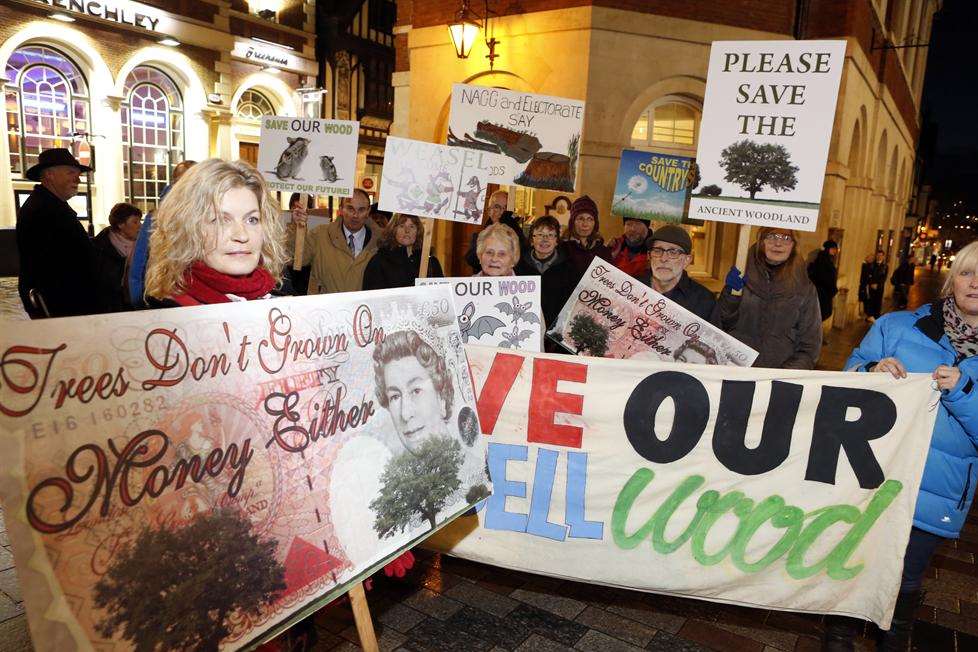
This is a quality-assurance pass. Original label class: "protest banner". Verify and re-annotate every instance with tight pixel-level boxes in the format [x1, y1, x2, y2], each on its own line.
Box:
[417, 276, 544, 352]
[447, 84, 585, 192]
[0, 288, 489, 651]
[378, 136, 491, 223]
[258, 116, 360, 197]
[612, 150, 693, 223]
[548, 258, 757, 366]
[689, 41, 846, 232]
[429, 346, 939, 628]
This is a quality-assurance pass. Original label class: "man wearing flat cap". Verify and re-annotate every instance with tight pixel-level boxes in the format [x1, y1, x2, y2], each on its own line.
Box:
[16, 148, 101, 318]
[647, 224, 715, 321]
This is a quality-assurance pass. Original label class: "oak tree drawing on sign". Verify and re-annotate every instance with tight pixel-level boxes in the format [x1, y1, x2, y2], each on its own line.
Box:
[568, 313, 610, 357]
[94, 509, 285, 652]
[371, 436, 463, 535]
[719, 140, 799, 199]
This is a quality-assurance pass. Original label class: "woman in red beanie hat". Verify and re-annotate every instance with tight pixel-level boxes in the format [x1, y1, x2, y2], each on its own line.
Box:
[562, 195, 610, 279]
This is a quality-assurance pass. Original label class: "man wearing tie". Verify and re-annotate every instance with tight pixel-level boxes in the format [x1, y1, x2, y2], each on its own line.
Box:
[296, 188, 380, 294]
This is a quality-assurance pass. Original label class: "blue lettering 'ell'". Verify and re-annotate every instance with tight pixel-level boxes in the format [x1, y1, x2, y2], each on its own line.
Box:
[566, 451, 604, 539]
[484, 443, 529, 532]
[527, 448, 568, 541]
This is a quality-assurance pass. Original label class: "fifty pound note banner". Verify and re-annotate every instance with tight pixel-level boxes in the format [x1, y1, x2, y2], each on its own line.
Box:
[0, 288, 488, 651]
[428, 346, 938, 629]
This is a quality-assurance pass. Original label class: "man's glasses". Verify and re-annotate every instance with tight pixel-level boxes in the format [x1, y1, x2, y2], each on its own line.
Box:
[764, 233, 794, 242]
[649, 247, 686, 260]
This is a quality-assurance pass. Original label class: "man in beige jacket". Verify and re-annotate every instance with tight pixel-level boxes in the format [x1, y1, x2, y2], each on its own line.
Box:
[296, 188, 380, 293]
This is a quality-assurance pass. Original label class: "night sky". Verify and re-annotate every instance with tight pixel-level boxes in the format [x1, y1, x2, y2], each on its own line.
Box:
[920, 0, 978, 208]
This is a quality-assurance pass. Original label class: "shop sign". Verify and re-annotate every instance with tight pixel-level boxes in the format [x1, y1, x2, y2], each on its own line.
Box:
[31, 0, 169, 32]
[232, 38, 317, 76]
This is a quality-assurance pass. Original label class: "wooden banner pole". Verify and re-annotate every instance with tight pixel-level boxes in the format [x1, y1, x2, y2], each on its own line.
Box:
[418, 217, 434, 279]
[348, 582, 379, 652]
[732, 224, 752, 296]
[292, 193, 309, 272]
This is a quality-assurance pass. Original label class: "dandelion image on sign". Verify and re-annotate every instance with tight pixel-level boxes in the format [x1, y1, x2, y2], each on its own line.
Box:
[612, 149, 692, 223]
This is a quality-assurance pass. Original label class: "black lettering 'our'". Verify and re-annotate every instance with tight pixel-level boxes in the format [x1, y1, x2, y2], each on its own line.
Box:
[805, 386, 896, 489]
[623, 371, 709, 463]
[713, 380, 802, 475]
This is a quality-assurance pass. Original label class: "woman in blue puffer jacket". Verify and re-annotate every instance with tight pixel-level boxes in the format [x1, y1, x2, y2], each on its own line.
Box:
[822, 241, 978, 652]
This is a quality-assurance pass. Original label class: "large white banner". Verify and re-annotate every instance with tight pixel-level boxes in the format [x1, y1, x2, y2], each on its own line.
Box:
[258, 116, 360, 197]
[379, 136, 491, 223]
[689, 41, 846, 231]
[429, 346, 939, 628]
[417, 276, 544, 351]
[0, 288, 488, 651]
[448, 84, 585, 192]
[548, 258, 758, 366]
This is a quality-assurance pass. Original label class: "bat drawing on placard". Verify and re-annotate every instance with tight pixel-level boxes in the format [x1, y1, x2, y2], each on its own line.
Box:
[457, 301, 504, 342]
[495, 297, 541, 327]
[320, 155, 339, 182]
[499, 324, 534, 349]
[272, 137, 310, 180]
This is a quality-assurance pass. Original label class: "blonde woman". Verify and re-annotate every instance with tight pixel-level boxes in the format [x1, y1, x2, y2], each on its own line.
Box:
[475, 222, 520, 277]
[145, 159, 287, 306]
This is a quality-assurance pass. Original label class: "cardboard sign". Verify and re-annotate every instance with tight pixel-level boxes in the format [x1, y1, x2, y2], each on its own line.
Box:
[612, 150, 693, 223]
[417, 276, 544, 352]
[429, 346, 939, 629]
[0, 288, 488, 651]
[378, 136, 490, 223]
[448, 84, 585, 192]
[548, 258, 757, 366]
[689, 41, 846, 231]
[258, 116, 360, 197]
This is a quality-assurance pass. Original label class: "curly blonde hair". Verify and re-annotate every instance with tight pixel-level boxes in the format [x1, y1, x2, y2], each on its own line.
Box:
[145, 159, 287, 300]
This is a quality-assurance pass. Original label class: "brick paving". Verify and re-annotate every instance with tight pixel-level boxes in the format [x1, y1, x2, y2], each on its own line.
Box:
[0, 267, 972, 651]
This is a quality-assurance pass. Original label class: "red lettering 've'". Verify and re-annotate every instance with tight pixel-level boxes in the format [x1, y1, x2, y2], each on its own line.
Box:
[527, 358, 587, 448]
[475, 353, 524, 435]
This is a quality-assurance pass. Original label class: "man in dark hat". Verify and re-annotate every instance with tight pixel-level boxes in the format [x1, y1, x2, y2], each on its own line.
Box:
[16, 148, 101, 317]
[807, 239, 839, 340]
[609, 216, 651, 284]
[648, 224, 715, 321]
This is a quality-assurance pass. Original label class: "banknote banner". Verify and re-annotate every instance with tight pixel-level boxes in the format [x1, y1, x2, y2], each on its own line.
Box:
[447, 84, 585, 192]
[416, 276, 544, 351]
[548, 258, 758, 366]
[428, 346, 939, 628]
[0, 288, 489, 651]
[258, 116, 360, 197]
[612, 150, 693, 223]
[689, 40, 846, 231]
[378, 136, 491, 223]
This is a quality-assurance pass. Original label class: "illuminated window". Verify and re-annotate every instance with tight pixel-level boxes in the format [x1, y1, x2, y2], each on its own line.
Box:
[236, 89, 275, 120]
[4, 45, 90, 177]
[631, 113, 648, 142]
[630, 100, 700, 150]
[121, 66, 184, 213]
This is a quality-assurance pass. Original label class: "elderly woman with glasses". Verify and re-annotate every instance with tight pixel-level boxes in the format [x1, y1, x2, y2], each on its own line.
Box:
[713, 227, 822, 369]
[515, 215, 578, 328]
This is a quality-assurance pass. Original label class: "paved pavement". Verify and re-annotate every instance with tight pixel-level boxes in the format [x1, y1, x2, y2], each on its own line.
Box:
[1, 267, 974, 652]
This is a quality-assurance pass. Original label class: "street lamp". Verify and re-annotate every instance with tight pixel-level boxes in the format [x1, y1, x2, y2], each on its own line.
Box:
[448, 0, 500, 69]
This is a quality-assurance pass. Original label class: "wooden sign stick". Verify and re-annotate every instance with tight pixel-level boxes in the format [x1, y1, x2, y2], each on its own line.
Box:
[418, 217, 434, 279]
[292, 193, 309, 272]
[732, 224, 752, 297]
[348, 582, 379, 652]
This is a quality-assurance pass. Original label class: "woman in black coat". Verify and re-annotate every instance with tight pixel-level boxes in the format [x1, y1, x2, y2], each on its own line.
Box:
[514, 215, 578, 328]
[863, 250, 888, 321]
[93, 202, 142, 312]
[363, 213, 443, 290]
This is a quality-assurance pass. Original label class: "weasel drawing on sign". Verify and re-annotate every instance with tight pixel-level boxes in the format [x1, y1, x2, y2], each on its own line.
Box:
[272, 137, 310, 180]
[457, 301, 504, 342]
[319, 155, 339, 182]
[495, 296, 541, 327]
[385, 168, 426, 212]
[423, 169, 454, 215]
[457, 176, 484, 221]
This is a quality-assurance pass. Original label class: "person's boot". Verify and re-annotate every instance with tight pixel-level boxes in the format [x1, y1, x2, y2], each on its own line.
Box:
[821, 615, 860, 651]
[877, 590, 923, 652]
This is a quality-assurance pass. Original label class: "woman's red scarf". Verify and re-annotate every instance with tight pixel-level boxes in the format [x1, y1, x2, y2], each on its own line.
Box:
[171, 261, 276, 306]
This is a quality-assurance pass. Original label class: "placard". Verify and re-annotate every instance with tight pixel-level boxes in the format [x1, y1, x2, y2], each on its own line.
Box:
[448, 84, 585, 192]
[429, 346, 939, 629]
[689, 41, 846, 231]
[378, 136, 490, 223]
[0, 288, 488, 651]
[548, 258, 757, 366]
[417, 276, 544, 351]
[612, 150, 693, 223]
[258, 116, 360, 197]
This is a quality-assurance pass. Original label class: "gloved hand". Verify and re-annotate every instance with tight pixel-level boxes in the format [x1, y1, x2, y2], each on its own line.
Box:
[383, 550, 415, 578]
[725, 266, 746, 292]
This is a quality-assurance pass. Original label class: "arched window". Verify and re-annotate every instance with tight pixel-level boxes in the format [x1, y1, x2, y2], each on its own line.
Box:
[121, 66, 184, 213]
[631, 100, 700, 149]
[235, 89, 275, 121]
[4, 44, 90, 177]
